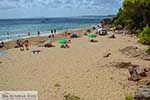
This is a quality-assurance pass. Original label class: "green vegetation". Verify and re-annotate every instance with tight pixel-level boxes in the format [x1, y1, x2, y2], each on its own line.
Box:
[113, 0, 150, 44]
[125, 94, 134, 100]
[113, 0, 150, 30]
[63, 94, 82, 100]
[139, 26, 150, 44]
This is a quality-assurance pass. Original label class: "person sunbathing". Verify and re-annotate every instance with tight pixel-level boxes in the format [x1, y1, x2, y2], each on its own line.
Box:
[44, 43, 54, 48]
[43, 40, 54, 48]
[65, 44, 70, 48]
[60, 44, 69, 48]
[90, 39, 98, 42]
[60, 44, 66, 48]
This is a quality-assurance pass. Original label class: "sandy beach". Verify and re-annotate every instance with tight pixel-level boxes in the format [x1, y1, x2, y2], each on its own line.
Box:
[0, 30, 149, 100]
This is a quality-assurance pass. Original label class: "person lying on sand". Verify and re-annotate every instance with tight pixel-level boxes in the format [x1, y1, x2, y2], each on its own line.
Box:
[39, 40, 54, 48]
[60, 44, 69, 48]
[90, 39, 98, 42]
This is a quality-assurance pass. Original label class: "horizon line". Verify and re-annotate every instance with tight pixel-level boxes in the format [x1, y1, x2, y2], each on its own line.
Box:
[0, 14, 116, 20]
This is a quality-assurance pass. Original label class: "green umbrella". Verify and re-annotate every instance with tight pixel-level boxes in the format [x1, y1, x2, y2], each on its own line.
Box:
[58, 39, 68, 44]
[88, 33, 97, 38]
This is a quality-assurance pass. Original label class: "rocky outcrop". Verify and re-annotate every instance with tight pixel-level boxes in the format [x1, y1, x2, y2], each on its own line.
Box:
[120, 46, 144, 58]
[128, 65, 147, 81]
[134, 86, 150, 100]
[120, 46, 150, 61]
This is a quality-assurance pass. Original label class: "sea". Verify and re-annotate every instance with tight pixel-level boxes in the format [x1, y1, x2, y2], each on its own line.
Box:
[0, 16, 109, 41]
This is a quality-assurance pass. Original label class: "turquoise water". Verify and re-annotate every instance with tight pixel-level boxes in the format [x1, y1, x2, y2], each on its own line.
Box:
[0, 17, 107, 41]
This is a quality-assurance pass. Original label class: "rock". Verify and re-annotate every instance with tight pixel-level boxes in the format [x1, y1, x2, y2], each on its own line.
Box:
[128, 67, 141, 81]
[108, 34, 116, 39]
[139, 78, 150, 86]
[134, 86, 150, 100]
[103, 53, 111, 58]
[120, 46, 144, 57]
[143, 55, 150, 61]
[128, 66, 147, 81]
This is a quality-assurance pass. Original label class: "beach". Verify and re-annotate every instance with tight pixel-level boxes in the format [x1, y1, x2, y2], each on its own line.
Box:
[0, 29, 149, 100]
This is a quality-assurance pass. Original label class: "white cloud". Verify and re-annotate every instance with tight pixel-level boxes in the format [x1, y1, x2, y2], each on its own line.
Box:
[0, 0, 123, 18]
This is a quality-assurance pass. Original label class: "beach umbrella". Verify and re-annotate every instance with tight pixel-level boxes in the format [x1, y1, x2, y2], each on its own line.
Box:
[58, 39, 68, 44]
[88, 33, 97, 38]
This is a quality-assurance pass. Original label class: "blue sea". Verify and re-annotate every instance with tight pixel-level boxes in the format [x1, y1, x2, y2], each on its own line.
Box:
[0, 16, 108, 41]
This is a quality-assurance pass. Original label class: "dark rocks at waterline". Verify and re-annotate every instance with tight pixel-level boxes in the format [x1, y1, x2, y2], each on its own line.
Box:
[134, 86, 150, 100]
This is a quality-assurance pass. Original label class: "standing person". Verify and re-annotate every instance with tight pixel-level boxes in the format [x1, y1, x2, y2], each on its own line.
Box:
[28, 32, 31, 36]
[48, 34, 51, 38]
[7, 32, 9, 39]
[54, 29, 56, 34]
[38, 31, 40, 36]
[51, 30, 53, 34]
[52, 33, 54, 38]
[48, 30, 52, 38]
[7, 32, 9, 35]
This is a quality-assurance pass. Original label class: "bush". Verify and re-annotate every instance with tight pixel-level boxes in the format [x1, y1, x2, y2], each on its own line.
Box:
[139, 26, 150, 44]
[125, 94, 134, 100]
[63, 94, 81, 100]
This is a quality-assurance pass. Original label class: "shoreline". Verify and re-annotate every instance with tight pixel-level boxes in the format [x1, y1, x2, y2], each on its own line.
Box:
[0, 27, 91, 51]
[2, 26, 91, 42]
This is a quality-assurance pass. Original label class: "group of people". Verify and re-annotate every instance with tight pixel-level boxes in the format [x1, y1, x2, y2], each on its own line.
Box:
[16, 39, 30, 51]
[48, 29, 57, 38]
[94, 24, 107, 36]
[27, 29, 57, 37]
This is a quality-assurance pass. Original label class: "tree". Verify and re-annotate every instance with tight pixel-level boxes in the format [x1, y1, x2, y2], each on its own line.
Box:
[113, 0, 150, 30]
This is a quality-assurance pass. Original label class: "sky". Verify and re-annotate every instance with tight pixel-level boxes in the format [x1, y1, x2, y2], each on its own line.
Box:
[0, 0, 123, 19]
